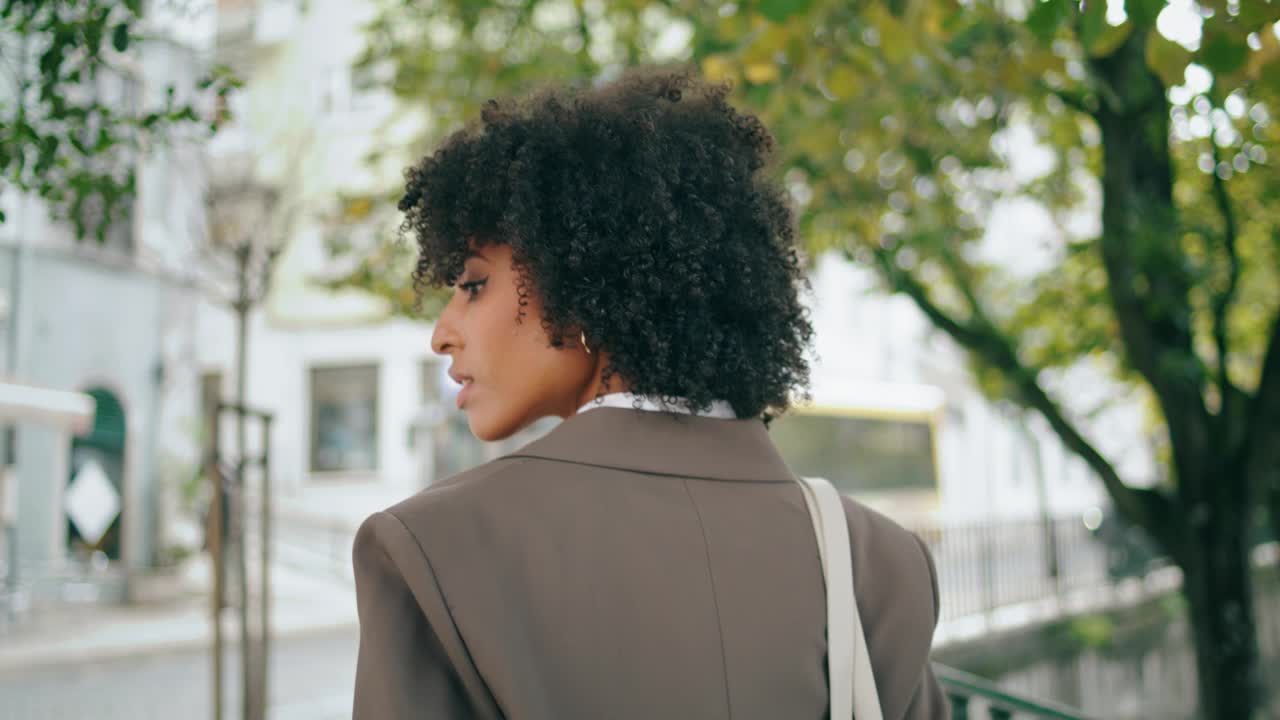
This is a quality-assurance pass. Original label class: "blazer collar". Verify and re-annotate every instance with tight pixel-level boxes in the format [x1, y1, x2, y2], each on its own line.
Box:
[506, 408, 796, 483]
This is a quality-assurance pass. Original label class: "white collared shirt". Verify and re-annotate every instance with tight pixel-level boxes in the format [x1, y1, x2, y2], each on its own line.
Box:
[576, 392, 737, 419]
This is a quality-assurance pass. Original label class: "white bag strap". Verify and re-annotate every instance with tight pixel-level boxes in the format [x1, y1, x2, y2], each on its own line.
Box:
[796, 476, 883, 720]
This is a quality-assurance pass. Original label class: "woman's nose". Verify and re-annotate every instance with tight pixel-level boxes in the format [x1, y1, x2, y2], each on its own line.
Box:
[431, 300, 461, 355]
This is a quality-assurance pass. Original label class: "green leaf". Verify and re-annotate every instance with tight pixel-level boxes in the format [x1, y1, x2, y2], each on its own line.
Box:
[825, 65, 861, 99]
[942, 8, 969, 34]
[1025, 0, 1069, 43]
[1237, 0, 1280, 33]
[111, 23, 129, 52]
[868, 4, 915, 63]
[1127, 0, 1165, 28]
[1088, 22, 1132, 58]
[1080, 0, 1107, 53]
[1197, 21, 1249, 76]
[1260, 55, 1280, 98]
[756, 0, 815, 24]
[1146, 29, 1192, 88]
[35, 136, 58, 173]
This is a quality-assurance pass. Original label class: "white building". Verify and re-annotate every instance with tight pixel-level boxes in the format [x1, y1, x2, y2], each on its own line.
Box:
[0, 2, 213, 611]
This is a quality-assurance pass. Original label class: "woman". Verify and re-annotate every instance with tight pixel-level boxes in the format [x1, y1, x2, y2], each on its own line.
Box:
[352, 68, 947, 719]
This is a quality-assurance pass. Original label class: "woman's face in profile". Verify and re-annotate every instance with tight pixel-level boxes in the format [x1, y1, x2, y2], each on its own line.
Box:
[430, 243, 599, 441]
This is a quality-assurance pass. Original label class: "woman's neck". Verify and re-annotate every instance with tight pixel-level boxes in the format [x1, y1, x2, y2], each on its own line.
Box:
[570, 349, 628, 415]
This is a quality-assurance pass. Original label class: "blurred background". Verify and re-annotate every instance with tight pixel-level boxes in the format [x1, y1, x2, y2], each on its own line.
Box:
[1, 0, 1278, 718]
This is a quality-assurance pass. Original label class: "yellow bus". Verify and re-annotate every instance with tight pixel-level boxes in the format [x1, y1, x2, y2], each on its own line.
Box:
[767, 381, 945, 522]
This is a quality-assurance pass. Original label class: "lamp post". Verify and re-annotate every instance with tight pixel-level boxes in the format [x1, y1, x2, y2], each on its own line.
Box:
[204, 149, 285, 720]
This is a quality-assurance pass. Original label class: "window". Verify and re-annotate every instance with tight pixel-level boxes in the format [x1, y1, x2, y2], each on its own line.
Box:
[310, 365, 379, 473]
[769, 409, 939, 494]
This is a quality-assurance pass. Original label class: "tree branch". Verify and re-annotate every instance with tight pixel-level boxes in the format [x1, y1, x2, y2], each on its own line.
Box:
[1092, 226, 1213, 534]
[871, 248, 1175, 547]
[1245, 305, 1280, 490]
[1209, 141, 1242, 419]
[1039, 82, 1094, 116]
[1075, 25, 1206, 447]
[935, 244, 990, 325]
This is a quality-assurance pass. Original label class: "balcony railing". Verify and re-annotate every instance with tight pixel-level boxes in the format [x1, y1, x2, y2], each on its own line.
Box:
[936, 663, 1094, 719]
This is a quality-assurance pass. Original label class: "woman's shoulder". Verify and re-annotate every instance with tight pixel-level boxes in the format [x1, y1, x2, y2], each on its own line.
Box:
[837, 494, 943, 715]
[840, 494, 940, 616]
[373, 455, 534, 527]
[352, 456, 534, 578]
[356, 451, 585, 561]
[839, 495, 931, 560]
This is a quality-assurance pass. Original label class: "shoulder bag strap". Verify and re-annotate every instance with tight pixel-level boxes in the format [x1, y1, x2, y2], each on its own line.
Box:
[796, 476, 883, 720]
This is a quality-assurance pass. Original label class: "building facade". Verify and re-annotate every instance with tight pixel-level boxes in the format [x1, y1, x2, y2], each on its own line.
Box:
[0, 3, 213, 612]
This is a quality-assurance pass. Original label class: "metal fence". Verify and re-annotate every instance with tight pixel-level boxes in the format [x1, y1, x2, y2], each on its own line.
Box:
[911, 515, 1123, 624]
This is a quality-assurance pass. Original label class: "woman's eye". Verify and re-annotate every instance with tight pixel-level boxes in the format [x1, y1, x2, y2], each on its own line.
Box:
[458, 278, 487, 299]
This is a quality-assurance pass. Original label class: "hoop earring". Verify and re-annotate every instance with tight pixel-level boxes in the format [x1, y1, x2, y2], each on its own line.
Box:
[580, 330, 592, 355]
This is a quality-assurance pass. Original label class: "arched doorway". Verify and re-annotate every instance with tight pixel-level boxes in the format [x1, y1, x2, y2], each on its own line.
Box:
[66, 387, 126, 561]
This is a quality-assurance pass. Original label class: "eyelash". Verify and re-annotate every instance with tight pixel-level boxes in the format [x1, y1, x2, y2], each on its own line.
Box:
[458, 278, 487, 300]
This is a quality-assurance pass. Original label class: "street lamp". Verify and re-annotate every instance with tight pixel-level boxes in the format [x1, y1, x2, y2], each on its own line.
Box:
[203, 149, 287, 720]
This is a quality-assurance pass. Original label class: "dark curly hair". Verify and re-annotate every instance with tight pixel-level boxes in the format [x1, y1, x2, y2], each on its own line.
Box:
[399, 67, 813, 420]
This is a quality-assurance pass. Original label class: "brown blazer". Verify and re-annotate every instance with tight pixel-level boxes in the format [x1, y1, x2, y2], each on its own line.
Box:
[352, 408, 948, 719]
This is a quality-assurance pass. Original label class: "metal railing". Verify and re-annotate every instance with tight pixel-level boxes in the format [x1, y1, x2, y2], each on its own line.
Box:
[935, 663, 1095, 719]
[909, 515, 1141, 624]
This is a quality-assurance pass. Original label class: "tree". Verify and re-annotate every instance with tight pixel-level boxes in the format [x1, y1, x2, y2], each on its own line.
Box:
[341, 0, 1280, 716]
[0, 0, 232, 240]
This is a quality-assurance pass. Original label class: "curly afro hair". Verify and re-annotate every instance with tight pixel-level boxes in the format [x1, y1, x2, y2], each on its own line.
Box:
[399, 67, 813, 420]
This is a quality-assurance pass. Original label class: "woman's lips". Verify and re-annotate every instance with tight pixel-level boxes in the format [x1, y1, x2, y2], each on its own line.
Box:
[456, 380, 474, 409]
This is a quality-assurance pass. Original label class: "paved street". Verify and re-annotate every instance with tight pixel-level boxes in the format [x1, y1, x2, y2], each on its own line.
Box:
[0, 626, 358, 720]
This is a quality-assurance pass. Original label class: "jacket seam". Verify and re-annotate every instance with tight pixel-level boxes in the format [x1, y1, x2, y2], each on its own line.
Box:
[502, 452, 794, 484]
[680, 479, 735, 720]
[428, 456, 535, 492]
[381, 509, 508, 720]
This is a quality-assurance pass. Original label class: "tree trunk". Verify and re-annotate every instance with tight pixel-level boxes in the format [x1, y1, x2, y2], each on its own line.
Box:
[1180, 500, 1263, 718]
[1271, 483, 1280, 549]
[1090, 30, 1265, 718]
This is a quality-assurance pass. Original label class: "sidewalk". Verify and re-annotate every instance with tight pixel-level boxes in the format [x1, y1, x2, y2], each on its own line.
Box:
[0, 556, 357, 674]
[0, 483, 405, 675]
